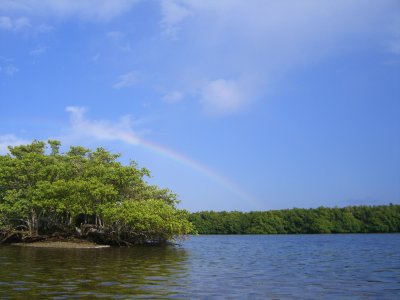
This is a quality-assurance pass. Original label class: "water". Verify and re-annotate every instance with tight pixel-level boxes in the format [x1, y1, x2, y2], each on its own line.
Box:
[0, 234, 399, 299]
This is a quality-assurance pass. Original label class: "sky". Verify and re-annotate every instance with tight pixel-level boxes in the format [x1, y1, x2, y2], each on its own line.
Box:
[0, 0, 399, 212]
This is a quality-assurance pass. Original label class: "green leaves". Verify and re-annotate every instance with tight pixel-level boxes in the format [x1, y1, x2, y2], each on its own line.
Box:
[0, 140, 192, 244]
[189, 205, 400, 234]
[100, 199, 194, 243]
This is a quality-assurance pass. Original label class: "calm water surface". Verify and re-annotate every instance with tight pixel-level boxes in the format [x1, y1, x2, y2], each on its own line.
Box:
[0, 234, 399, 299]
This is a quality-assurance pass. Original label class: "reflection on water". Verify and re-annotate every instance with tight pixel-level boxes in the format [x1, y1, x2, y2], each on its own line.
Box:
[0, 246, 189, 298]
[1, 234, 400, 299]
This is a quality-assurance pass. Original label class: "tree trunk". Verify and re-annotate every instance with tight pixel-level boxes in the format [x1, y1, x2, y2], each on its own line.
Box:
[30, 210, 38, 236]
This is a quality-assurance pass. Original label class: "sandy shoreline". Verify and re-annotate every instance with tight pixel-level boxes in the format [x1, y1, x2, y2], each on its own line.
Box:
[11, 240, 110, 249]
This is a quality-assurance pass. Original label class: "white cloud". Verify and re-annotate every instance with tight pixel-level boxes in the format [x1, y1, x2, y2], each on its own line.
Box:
[106, 31, 131, 51]
[0, 16, 12, 29]
[91, 54, 101, 63]
[113, 71, 140, 89]
[0, 56, 12, 62]
[0, 15, 52, 33]
[387, 23, 400, 55]
[154, 1, 400, 117]
[171, 1, 399, 66]
[106, 31, 124, 40]
[388, 40, 400, 55]
[35, 23, 53, 33]
[0, 134, 30, 154]
[162, 91, 183, 103]
[160, 0, 191, 37]
[0, 64, 19, 76]
[65, 106, 141, 145]
[0, 16, 30, 31]
[200, 79, 248, 116]
[0, 0, 138, 21]
[12, 15, 30, 29]
[30, 45, 47, 56]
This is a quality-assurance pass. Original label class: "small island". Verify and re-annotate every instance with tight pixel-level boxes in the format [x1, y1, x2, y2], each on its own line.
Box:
[0, 141, 194, 247]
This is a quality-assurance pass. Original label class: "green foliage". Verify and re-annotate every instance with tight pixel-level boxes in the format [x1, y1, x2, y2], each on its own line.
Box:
[100, 200, 194, 244]
[189, 205, 400, 234]
[0, 141, 193, 244]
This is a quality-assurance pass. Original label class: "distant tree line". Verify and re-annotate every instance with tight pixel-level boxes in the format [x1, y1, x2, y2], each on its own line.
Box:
[189, 205, 400, 234]
[0, 141, 194, 245]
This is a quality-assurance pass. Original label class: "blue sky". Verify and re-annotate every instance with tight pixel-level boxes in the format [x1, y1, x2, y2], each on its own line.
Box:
[0, 0, 399, 212]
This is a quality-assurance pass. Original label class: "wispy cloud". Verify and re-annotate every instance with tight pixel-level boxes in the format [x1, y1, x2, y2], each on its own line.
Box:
[35, 23, 53, 33]
[154, 1, 400, 117]
[200, 79, 249, 116]
[0, 134, 30, 154]
[112, 71, 140, 89]
[160, 0, 191, 38]
[90, 53, 101, 63]
[65, 106, 141, 145]
[106, 31, 124, 40]
[29, 45, 47, 56]
[0, 0, 139, 21]
[0, 16, 30, 31]
[106, 31, 131, 51]
[387, 30, 400, 56]
[162, 91, 183, 103]
[0, 64, 19, 76]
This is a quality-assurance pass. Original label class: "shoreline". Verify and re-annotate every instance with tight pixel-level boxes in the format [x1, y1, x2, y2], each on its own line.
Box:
[10, 239, 110, 249]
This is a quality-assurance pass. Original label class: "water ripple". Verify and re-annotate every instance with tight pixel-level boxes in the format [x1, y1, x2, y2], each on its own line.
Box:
[0, 234, 399, 298]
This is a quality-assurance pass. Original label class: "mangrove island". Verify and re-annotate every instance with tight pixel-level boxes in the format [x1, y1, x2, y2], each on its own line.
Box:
[0, 140, 194, 246]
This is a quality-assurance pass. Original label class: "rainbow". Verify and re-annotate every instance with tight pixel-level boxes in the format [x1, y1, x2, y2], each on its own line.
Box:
[66, 106, 259, 209]
[138, 139, 259, 209]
